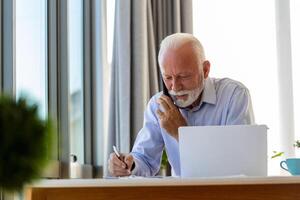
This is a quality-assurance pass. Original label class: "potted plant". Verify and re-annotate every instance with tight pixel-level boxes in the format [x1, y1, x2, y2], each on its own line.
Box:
[272, 140, 300, 158]
[272, 140, 300, 175]
[0, 95, 53, 192]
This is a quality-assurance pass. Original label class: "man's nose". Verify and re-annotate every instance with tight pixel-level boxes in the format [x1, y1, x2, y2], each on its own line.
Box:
[171, 78, 182, 92]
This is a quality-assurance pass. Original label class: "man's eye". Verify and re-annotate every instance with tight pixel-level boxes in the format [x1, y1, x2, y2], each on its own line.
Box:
[181, 76, 191, 80]
[164, 77, 172, 80]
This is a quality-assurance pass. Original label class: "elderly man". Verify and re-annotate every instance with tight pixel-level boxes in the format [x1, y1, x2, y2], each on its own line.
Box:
[108, 33, 254, 177]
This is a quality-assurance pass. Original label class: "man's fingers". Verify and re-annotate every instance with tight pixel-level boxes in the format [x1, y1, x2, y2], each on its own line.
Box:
[109, 164, 130, 176]
[112, 157, 127, 169]
[156, 109, 165, 119]
[110, 153, 127, 169]
[157, 97, 171, 111]
[111, 162, 127, 171]
[160, 95, 176, 109]
[108, 153, 132, 177]
[111, 168, 131, 176]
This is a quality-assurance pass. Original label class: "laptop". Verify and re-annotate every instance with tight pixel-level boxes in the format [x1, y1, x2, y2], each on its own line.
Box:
[179, 125, 268, 177]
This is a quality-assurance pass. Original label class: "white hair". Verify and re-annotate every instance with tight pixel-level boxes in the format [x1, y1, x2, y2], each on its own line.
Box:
[158, 33, 206, 70]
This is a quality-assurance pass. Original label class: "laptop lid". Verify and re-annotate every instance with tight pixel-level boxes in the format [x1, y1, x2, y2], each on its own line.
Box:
[179, 125, 268, 177]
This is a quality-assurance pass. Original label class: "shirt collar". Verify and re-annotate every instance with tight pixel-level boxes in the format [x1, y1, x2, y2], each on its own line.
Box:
[201, 77, 217, 105]
[183, 77, 217, 112]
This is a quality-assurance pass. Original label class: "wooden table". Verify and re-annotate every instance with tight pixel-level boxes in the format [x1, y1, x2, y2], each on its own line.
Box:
[25, 176, 300, 200]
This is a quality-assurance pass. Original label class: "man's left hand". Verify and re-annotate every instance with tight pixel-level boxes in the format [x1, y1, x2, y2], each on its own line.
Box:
[156, 95, 187, 141]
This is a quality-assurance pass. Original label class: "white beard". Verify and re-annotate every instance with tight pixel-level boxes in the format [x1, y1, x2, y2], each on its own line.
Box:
[169, 85, 203, 108]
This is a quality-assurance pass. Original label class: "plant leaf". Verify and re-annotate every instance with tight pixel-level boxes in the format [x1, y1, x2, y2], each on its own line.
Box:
[271, 151, 284, 159]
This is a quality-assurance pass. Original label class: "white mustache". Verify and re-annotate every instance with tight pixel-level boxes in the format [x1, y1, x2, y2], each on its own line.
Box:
[168, 90, 190, 96]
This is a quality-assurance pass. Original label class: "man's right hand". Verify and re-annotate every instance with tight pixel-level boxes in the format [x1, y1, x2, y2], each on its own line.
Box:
[108, 153, 134, 176]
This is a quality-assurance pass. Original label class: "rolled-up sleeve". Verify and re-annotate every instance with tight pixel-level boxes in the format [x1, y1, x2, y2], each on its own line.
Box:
[131, 96, 164, 176]
[225, 87, 255, 125]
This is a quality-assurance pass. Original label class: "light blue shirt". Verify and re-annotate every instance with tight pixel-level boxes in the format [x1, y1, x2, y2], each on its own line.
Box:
[131, 77, 255, 176]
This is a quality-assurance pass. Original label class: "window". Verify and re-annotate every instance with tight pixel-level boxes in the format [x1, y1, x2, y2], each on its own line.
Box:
[16, 0, 47, 118]
[68, 0, 85, 164]
[291, 0, 300, 156]
[193, 0, 280, 174]
[4, 0, 109, 179]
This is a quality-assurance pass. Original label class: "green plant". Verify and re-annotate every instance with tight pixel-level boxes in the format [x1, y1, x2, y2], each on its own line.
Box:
[161, 149, 168, 169]
[294, 140, 300, 148]
[271, 151, 284, 159]
[271, 140, 300, 159]
[0, 95, 53, 192]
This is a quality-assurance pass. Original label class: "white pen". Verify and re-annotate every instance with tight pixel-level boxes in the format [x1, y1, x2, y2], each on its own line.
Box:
[113, 145, 128, 169]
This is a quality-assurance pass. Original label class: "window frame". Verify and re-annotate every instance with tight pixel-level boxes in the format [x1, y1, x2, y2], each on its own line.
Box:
[83, 0, 93, 166]
[89, 0, 106, 173]
[57, 0, 71, 178]
[1, 0, 16, 95]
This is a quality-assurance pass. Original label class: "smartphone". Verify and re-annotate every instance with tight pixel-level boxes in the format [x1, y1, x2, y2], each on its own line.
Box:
[162, 78, 179, 109]
[162, 81, 171, 98]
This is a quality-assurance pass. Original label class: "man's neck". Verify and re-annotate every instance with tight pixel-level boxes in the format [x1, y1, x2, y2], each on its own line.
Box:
[186, 92, 203, 110]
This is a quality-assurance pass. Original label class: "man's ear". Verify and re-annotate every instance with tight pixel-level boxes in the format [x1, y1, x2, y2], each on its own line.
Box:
[203, 60, 210, 78]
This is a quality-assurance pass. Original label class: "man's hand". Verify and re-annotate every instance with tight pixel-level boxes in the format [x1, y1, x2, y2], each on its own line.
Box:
[108, 153, 134, 177]
[156, 95, 187, 141]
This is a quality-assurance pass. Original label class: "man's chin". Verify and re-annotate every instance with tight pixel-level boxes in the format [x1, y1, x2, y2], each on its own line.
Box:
[174, 100, 193, 108]
[172, 87, 203, 108]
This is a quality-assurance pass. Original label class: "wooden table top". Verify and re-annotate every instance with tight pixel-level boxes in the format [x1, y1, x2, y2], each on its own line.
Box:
[27, 176, 300, 188]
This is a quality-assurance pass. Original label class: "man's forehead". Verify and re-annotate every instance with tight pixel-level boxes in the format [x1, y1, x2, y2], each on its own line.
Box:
[162, 65, 199, 76]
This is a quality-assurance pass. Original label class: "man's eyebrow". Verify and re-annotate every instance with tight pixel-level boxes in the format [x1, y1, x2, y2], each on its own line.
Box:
[162, 71, 193, 76]
[163, 72, 193, 75]
[177, 73, 192, 76]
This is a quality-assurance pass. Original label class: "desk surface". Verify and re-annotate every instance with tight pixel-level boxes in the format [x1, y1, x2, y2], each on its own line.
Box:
[29, 175, 300, 187]
[26, 176, 300, 200]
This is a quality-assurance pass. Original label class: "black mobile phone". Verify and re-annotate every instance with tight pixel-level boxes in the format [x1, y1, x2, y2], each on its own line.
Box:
[162, 79, 179, 109]
[162, 81, 171, 98]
